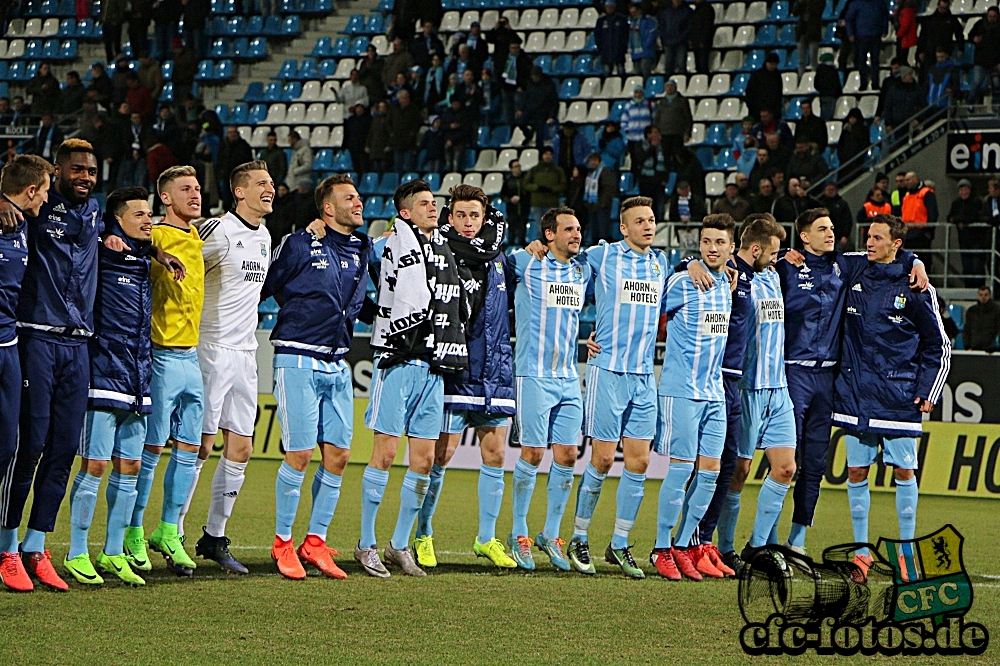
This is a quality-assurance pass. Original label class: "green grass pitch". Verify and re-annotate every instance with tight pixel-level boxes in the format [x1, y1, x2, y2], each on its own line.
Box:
[1, 458, 997, 665]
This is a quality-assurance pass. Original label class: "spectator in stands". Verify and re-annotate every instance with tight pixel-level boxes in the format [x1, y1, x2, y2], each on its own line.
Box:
[652, 79, 693, 156]
[882, 66, 923, 140]
[888, 171, 907, 215]
[446, 44, 475, 81]
[464, 23, 490, 74]
[125, 110, 154, 154]
[553, 122, 592, 181]
[89, 63, 115, 109]
[388, 89, 423, 173]
[117, 142, 149, 189]
[152, 0, 181, 62]
[24, 114, 65, 161]
[486, 16, 519, 73]
[621, 86, 655, 167]
[101, 0, 127, 64]
[750, 177, 776, 214]
[669, 179, 707, 223]
[875, 171, 890, 194]
[893, 0, 919, 63]
[366, 101, 392, 173]
[659, 0, 693, 76]
[734, 172, 751, 197]
[858, 186, 892, 225]
[983, 178, 1000, 224]
[0, 98, 12, 126]
[713, 182, 750, 221]
[926, 47, 961, 108]
[689, 0, 716, 75]
[408, 66, 427, 108]
[836, 108, 869, 181]
[266, 184, 296, 247]
[124, 73, 154, 123]
[794, 99, 828, 154]
[968, 7, 1000, 105]
[525, 147, 567, 239]
[480, 69, 501, 126]
[598, 121, 626, 170]
[836, 0, 855, 70]
[772, 170, 788, 197]
[258, 131, 288, 190]
[193, 121, 220, 207]
[502, 159, 530, 246]
[818, 181, 853, 248]
[736, 137, 759, 176]
[60, 71, 87, 115]
[814, 53, 843, 121]
[171, 40, 198, 99]
[518, 66, 559, 148]
[439, 73, 461, 112]
[287, 130, 313, 189]
[137, 53, 164, 103]
[786, 139, 829, 184]
[26, 62, 61, 117]
[901, 171, 938, 249]
[411, 21, 446, 70]
[423, 55, 447, 109]
[596, 1, 630, 77]
[582, 153, 618, 243]
[383, 37, 416, 89]
[917, 0, 965, 76]
[498, 39, 532, 127]
[359, 44, 386, 103]
[964, 285, 1000, 351]
[386, 71, 411, 105]
[746, 52, 784, 120]
[217, 125, 254, 211]
[749, 147, 777, 191]
[418, 115, 445, 175]
[847, 0, 891, 90]
[129, 0, 153, 57]
[342, 103, 371, 174]
[457, 68, 483, 116]
[152, 105, 183, 160]
[182, 0, 210, 59]
[772, 177, 820, 221]
[442, 98, 473, 172]
[635, 125, 671, 220]
[628, 2, 660, 79]
[950, 178, 989, 284]
[731, 116, 755, 157]
[793, 0, 824, 76]
[111, 56, 132, 105]
[339, 69, 370, 111]
[762, 130, 793, 170]
[938, 295, 960, 343]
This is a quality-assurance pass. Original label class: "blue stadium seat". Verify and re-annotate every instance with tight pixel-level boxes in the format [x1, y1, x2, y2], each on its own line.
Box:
[331, 37, 350, 57]
[608, 99, 628, 121]
[194, 60, 215, 80]
[58, 39, 76, 59]
[344, 14, 365, 34]
[359, 172, 379, 195]
[423, 172, 442, 192]
[728, 73, 750, 95]
[260, 314, 277, 329]
[578, 125, 595, 149]
[41, 0, 57, 14]
[215, 59, 233, 80]
[210, 39, 229, 57]
[364, 14, 384, 34]
[570, 54, 590, 75]
[248, 103, 268, 123]
[948, 303, 964, 330]
[313, 148, 334, 171]
[225, 17, 245, 36]
[76, 18, 94, 37]
[739, 50, 765, 71]
[207, 16, 226, 36]
[58, 18, 74, 36]
[534, 55, 553, 74]
[161, 60, 173, 81]
[768, 1, 789, 21]
[584, 32, 596, 52]
[558, 78, 580, 99]
[246, 15, 264, 35]
[318, 59, 337, 77]
[704, 123, 727, 146]
[0, 62, 9, 81]
[491, 125, 511, 147]
[241, 81, 264, 101]
[229, 102, 249, 124]
[778, 24, 796, 45]
[695, 147, 714, 169]
[350, 37, 368, 56]
[310, 36, 332, 57]
[377, 172, 399, 195]
[400, 172, 420, 184]
[223, 0, 237, 12]
[665, 172, 677, 196]
[785, 96, 806, 119]
[825, 147, 839, 169]
[297, 59, 317, 79]
[42, 39, 59, 59]
[365, 196, 384, 218]
[281, 16, 301, 36]
[263, 15, 282, 35]
[668, 248, 683, 268]
[259, 296, 280, 314]
[158, 81, 174, 102]
[610, 198, 620, 220]
[276, 59, 298, 79]
[823, 0, 837, 20]
[310, 0, 334, 12]
[376, 0, 395, 11]
[711, 148, 736, 170]
[619, 172, 638, 196]
[262, 81, 283, 101]
[229, 36, 248, 57]
[282, 81, 302, 101]
[477, 125, 492, 148]
[781, 50, 796, 72]
[248, 36, 267, 59]
[25, 39, 44, 59]
[822, 23, 838, 45]
[214, 103, 230, 123]
[754, 25, 777, 46]
[332, 151, 354, 171]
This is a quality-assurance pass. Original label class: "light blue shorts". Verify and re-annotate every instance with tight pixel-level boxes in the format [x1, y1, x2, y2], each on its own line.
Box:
[442, 409, 509, 435]
[79, 409, 148, 462]
[365, 360, 444, 440]
[146, 348, 205, 447]
[844, 431, 920, 470]
[274, 358, 354, 451]
[583, 365, 657, 442]
[738, 387, 797, 459]
[511, 376, 583, 448]
[654, 396, 726, 460]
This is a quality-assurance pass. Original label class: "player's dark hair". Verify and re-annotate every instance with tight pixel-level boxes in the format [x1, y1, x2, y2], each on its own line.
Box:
[740, 212, 786, 249]
[314, 173, 357, 213]
[230, 160, 270, 194]
[702, 213, 736, 241]
[620, 196, 654, 219]
[448, 184, 488, 211]
[870, 213, 907, 243]
[54, 138, 94, 166]
[795, 207, 831, 234]
[0, 154, 53, 196]
[393, 179, 431, 214]
[106, 186, 149, 220]
[541, 206, 576, 240]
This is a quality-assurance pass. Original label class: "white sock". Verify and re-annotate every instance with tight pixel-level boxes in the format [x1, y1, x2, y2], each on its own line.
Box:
[177, 457, 206, 537]
[205, 457, 247, 538]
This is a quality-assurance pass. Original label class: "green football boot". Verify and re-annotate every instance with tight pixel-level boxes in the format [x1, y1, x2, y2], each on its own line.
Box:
[123, 526, 152, 572]
[96, 552, 146, 586]
[63, 553, 104, 585]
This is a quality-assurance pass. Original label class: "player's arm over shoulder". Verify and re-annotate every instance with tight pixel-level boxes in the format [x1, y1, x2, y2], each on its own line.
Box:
[196, 217, 230, 272]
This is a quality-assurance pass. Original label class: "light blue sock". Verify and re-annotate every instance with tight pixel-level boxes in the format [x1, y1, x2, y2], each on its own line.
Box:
[511, 457, 538, 538]
[275, 462, 306, 540]
[749, 477, 789, 548]
[0, 528, 18, 554]
[477, 464, 505, 543]
[847, 479, 871, 556]
[360, 467, 389, 548]
[130, 449, 160, 528]
[69, 472, 102, 559]
[543, 462, 574, 540]
[104, 472, 138, 556]
[416, 463, 446, 538]
[716, 490, 742, 554]
[655, 462, 694, 549]
[767, 523, 779, 545]
[788, 522, 808, 549]
[21, 529, 46, 553]
[307, 467, 342, 541]
[612, 470, 646, 549]
[162, 449, 198, 525]
[895, 477, 918, 541]
[573, 463, 606, 540]
[675, 469, 719, 548]
[390, 470, 430, 550]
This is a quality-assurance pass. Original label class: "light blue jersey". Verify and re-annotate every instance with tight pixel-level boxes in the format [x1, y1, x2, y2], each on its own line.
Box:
[510, 249, 591, 378]
[740, 267, 787, 390]
[658, 270, 731, 401]
[586, 241, 667, 375]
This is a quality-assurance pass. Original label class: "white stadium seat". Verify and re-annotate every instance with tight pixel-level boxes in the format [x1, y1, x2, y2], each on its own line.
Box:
[286, 103, 306, 124]
[708, 74, 731, 96]
[459, 11, 480, 31]
[586, 101, 609, 123]
[518, 9, 539, 29]
[579, 77, 601, 98]
[686, 74, 709, 97]
[565, 101, 588, 123]
[440, 11, 460, 32]
[482, 173, 504, 196]
[463, 172, 483, 188]
[578, 7, 599, 28]
[539, 8, 559, 29]
[694, 98, 718, 121]
[305, 102, 325, 124]
[713, 27, 733, 48]
[264, 103, 287, 124]
[437, 172, 462, 195]
[519, 148, 539, 171]
[558, 8, 579, 28]
[705, 172, 726, 196]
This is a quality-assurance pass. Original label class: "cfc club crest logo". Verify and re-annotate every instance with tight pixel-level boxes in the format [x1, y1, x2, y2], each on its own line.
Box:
[894, 295, 907, 310]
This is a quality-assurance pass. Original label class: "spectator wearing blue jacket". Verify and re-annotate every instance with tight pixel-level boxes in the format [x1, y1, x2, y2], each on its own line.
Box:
[552, 121, 592, 180]
[845, 0, 890, 91]
[627, 3, 659, 78]
[596, 2, 630, 76]
[659, 0, 693, 76]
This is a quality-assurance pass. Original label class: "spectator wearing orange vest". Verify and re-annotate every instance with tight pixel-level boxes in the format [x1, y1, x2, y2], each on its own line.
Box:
[901, 171, 938, 249]
[857, 186, 892, 224]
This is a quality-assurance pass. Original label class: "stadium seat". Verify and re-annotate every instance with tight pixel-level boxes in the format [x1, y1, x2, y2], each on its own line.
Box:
[496, 148, 519, 169]
[558, 8, 580, 28]
[299, 80, 321, 101]
[276, 59, 297, 80]
[600, 77, 622, 99]
[41, 17, 59, 36]
[833, 95, 856, 119]
[364, 196, 384, 218]
[229, 103, 249, 124]
[359, 172, 379, 195]
[519, 149, 539, 171]
[843, 71, 862, 94]
[687, 123, 705, 145]
[250, 126, 271, 147]
[719, 50, 744, 72]
[437, 172, 462, 194]
[377, 172, 400, 195]
[566, 54, 586, 75]
[544, 31, 566, 52]
[686, 75, 709, 97]
[320, 80, 339, 101]
[539, 8, 559, 28]
[797, 71, 817, 95]
[579, 77, 601, 98]
[826, 120, 842, 145]
[695, 147, 714, 169]
[778, 24, 796, 45]
[310, 36, 331, 57]
[440, 11, 460, 31]
[565, 31, 589, 52]
[768, 1, 789, 21]
[704, 123, 728, 146]
[286, 103, 307, 124]
[714, 26, 734, 48]
[482, 172, 504, 196]
[265, 103, 287, 124]
[564, 101, 588, 123]
[534, 54, 553, 74]
[586, 101, 609, 123]
[755, 24, 776, 46]
[331, 37, 350, 57]
[578, 6, 599, 27]
[712, 148, 736, 170]
[519, 8, 539, 29]
[423, 172, 442, 192]
[708, 74, 730, 96]
[558, 78, 580, 99]
[491, 126, 511, 147]
[705, 172, 726, 196]
[473, 149, 496, 171]
[858, 95, 878, 118]
[333, 59, 355, 79]
[332, 151, 353, 171]
[282, 81, 302, 101]
[723, 2, 746, 23]
[645, 75, 665, 97]
[463, 172, 484, 188]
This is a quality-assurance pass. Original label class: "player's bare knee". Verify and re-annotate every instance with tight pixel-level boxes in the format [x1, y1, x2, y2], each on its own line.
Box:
[772, 463, 796, 484]
[731, 460, 751, 489]
[481, 446, 505, 468]
[83, 458, 108, 477]
[115, 457, 141, 476]
[893, 467, 915, 481]
[552, 444, 577, 467]
[520, 446, 544, 467]
[847, 466, 870, 483]
[321, 445, 351, 475]
[284, 449, 313, 472]
[143, 443, 164, 456]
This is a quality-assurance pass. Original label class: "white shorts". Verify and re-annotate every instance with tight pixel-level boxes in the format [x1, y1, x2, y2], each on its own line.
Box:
[198, 342, 258, 437]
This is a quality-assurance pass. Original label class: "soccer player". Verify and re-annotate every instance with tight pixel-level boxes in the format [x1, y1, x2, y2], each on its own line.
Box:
[125, 165, 205, 576]
[64, 187, 155, 587]
[263, 174, 370, 580]
[504, 207, 591, 572]
[0, 155, 51, 592]
[186, 160, 273, 574]
[649, 214, 735, 581]
[833, 214, 949, 580]
[358, 179, 468, 578]
[413, 186, 517, 570]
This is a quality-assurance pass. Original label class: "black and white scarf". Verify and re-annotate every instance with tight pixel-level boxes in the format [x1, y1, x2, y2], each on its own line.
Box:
[439, 204, 505, 324]
[372, 218, 469, 372]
